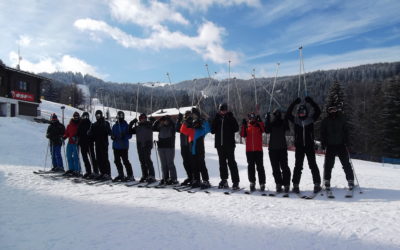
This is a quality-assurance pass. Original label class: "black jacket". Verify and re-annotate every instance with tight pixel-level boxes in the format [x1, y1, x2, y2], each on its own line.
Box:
[287, 99, 321, 148]
[77, 119, 93, 146]
[321, 113, 349, 148]
[153, 118, 176, 148]
[129, 120, 153, 149]
[46, 121, 65, 146]
[211, 112, 239, 148]
[265, 115, 289, 150]
[88, 117, 111, 146]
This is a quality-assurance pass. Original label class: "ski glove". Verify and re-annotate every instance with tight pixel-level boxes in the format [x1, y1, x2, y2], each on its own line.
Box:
[294, 97, 301, 104]
[305, 96, 314, 103]
[242, 119, 247, 125]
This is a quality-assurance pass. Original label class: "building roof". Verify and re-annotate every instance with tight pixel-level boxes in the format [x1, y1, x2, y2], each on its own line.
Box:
[150, 106, 195, 117]
[2, 65, 51, 82]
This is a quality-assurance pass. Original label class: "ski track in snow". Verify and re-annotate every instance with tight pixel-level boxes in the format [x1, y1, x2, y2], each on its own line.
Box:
[1, 116, 400, 250]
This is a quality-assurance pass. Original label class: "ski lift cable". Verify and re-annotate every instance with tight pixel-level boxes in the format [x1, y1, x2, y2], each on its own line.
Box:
[268, 62, 281, 112]
[166, 72, 180, 112]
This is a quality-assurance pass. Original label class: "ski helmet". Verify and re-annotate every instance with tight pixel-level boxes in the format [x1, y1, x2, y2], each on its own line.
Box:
[82, 112, 90, 120]
[297, 105, 308, 119]
[73, 112, 80, 120]
[247, 112, 256, 120]
[139, 113, 147, 121]
[95, 110, 103, 120]
[117, 111, 125, 120]
[191, 107, 200, 118]
[219, 103, 228, 112]
[272, 109, 282, 120]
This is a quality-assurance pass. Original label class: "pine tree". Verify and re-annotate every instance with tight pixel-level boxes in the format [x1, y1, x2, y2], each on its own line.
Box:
[325, 81, 346, 113]
[382, 77, 400, 158]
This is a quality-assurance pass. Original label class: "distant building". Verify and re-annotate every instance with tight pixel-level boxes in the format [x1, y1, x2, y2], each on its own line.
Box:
[150, 106, 195, 120]
[0, 62, 49, 117]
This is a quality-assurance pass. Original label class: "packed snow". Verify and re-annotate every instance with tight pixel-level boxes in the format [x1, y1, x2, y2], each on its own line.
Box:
[1, 117, 400, 250]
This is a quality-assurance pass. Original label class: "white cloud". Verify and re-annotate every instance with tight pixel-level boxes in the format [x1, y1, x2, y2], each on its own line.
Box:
[17, 35, 32, 47]
[9, 52, 105, 78]
[108, 0, 189, 28]
[171, 0, 261, 12]
[74, 18, 240, 64]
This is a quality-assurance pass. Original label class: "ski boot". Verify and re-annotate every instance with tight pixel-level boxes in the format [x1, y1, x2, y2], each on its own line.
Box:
[72, 171, 81, 177]
[324, 180, 331, 190]
[218, 179, 229, 189]
[63, 170, 74, 176]
[181, 178, 191, 186]
[89, 173, 99, 180]
[313, 184, 322, 193]
[348, 180, 355, 190]
[159, 179, 167, 185]
[82, 173, 91, 179]
[102, 174, 112, 181]
[125, 176, 135, 182]
[147, 177, 156, 184]
[113, 175, 125, 182]
[201, 180, 211, 189]
[167, 179, 179, 185]
[191, 180, 201, 188]
[292, 185, 300, 194]
[284, 185, 290, 193]
[54, 168, 65, 173]
[260, 184, 265, 192]
[276, 185, 283, 193]
[139, 177, 147, 183]
[250, 182, 256, 192]
[232, 182, 240, 190]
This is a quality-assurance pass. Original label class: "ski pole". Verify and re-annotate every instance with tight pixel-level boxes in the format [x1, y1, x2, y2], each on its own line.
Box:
[268, 63, 280, 112]
[166, 73, 180, 112]
[153, 140, 161, 180]
[346, 147, 363, 194]
[44, 140, 50, 171]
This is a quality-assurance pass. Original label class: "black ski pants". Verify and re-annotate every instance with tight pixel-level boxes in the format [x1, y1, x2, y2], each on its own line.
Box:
[246, 151, 266, 185]
[95, 143, 111, 175]
[323, 145, 354, 182]
[217, 146, 240, 183]
[80, 143, 98, 175]
[113, 149, 133, 177]
[181, 145, 193, 180]
[292, 146, 321, 185]
[192, 151, 209, 182]
[137, 145, 155, 179]
[269, 149, 291, 186]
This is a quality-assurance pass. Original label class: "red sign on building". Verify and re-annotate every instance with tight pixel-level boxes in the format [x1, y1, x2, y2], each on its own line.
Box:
[11, 91, 35, 102]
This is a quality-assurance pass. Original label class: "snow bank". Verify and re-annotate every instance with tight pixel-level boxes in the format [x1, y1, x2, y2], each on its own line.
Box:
[1, 117, 400, 250]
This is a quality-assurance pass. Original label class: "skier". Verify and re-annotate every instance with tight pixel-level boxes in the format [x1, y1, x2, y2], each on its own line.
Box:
[211, 103, 240, 190]
[180, 108, 211, 189]
[63, 111, 81, 176]
[77, 111, 98, 179]
[321, 105, 355, 190]
[287, 97, 322, 194]
[240, 112, 266, 192]
[129, 113, 156, 183]
[88, 110, 112, 180]
[111, 111, 134, 182]
[153, 115, 178, 185]
[265, 109, 291, 193]
[46, 113, 65, 172]
[176, 111, 193, 186]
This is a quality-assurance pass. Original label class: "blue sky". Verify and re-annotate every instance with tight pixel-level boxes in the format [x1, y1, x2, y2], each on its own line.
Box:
[1, 0, 400, 83]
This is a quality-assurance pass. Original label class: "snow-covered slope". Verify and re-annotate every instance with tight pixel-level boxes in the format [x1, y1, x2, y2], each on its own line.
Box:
[40, 99, 83, 121]
[1, 117, 400, 250]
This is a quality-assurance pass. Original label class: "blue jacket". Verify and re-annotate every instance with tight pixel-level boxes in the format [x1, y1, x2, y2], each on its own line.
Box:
[112, 120, 132, 150]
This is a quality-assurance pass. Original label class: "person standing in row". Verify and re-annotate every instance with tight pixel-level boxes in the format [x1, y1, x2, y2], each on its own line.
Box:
[176, 111, 193, 186]
[129, 113, 156, 183]
[77, 112, 98, 179]
[321, 105, 355, 190]
[63, 112, 81, 176]
[46, 113, 65, 172]
[240, 112, 266, 192]
[111, 111, 134, 182]
[88, 110, 112, 180]
[265, 109, 291, 193]
[153, 115, 178, 185]
[211, 103, 240, 190]
[287, 97, 322, 194]
[180, 108, 211, 189]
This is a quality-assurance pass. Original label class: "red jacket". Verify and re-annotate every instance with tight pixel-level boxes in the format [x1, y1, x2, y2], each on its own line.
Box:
[240, 121, 264, 152]
[64, 119, 79, 144]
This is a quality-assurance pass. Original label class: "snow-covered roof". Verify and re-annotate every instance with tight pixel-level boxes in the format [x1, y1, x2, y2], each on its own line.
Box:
[150, 106, 195, 117]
